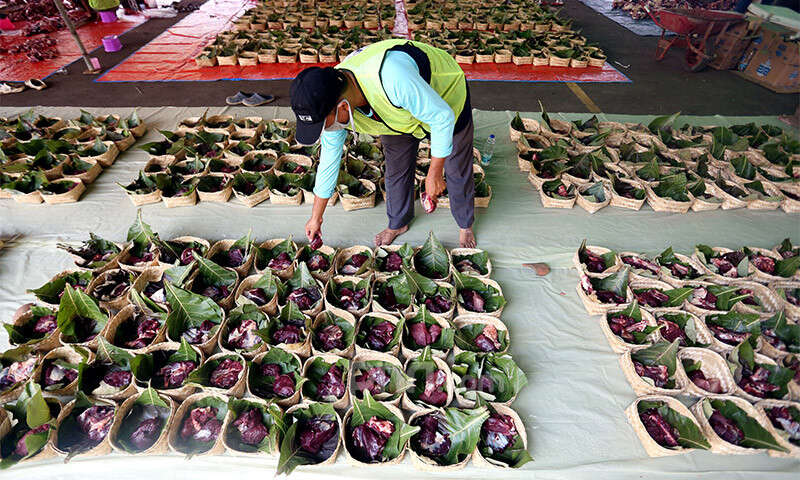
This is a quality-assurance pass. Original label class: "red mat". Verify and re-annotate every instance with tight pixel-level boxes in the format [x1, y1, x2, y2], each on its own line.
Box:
[0, 15, 146, 82]
[96, 0, 630, 84]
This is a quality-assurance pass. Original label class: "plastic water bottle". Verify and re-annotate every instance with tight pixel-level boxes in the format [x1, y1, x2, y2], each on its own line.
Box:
[480, 134, 495, 166]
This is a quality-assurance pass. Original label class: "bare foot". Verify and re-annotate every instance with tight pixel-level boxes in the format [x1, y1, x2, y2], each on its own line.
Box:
[374, 225, 409, 246]
[459, 228, 476, 248]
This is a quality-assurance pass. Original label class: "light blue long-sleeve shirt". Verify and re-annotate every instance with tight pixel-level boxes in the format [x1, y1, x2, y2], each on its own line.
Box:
[313, 50, 456, 199]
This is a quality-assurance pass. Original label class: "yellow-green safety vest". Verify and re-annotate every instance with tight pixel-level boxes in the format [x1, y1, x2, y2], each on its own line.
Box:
[335, 39, 467, 139]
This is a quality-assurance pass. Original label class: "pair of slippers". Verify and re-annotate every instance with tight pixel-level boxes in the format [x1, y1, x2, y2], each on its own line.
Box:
[0, 79, 47, 94]
[225, 91, 275, 106]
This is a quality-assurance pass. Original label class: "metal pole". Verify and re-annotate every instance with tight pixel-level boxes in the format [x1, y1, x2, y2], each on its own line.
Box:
[52, 0, 95, 71]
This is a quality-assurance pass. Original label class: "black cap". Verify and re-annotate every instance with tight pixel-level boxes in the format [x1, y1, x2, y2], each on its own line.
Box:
[290, 67, 347, 145]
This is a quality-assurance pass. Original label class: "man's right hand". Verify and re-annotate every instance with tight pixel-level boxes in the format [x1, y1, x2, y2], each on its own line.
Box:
[305, 216, 323, 242]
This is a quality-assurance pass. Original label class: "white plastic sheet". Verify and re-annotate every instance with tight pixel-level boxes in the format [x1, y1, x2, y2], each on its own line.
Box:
[0, 106, 798, 479]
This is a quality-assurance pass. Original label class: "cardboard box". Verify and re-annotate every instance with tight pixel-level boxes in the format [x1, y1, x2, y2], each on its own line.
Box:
[739, 33, 800, 93]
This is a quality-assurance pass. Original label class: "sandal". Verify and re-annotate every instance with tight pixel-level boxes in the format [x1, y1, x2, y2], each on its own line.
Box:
[0, 82, 25, 94]
[25, 78, 46, 90]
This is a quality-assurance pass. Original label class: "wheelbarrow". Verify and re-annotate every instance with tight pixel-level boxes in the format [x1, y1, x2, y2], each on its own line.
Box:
[646, 7, 745, 72]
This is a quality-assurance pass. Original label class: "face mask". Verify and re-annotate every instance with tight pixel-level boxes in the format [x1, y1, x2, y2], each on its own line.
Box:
[324, 99, 355, 132]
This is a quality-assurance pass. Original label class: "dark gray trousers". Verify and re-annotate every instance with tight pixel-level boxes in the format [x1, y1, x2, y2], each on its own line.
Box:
[379, 117, 475, 230]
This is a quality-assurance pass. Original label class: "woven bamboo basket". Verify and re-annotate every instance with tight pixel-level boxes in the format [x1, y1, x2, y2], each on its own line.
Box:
[233, 183, 270, 207]
[301, 354, 350, 409]
[754, 399, 800, 458]
[63, 159, 103, 184]
[190, 352, 247, 397]
[780, 194, 800, 213]
[124, 187, 162, 206]
[400, 311, 452, 361]
[493, 49, 512, 63]
[468, 404, 527, 468]
[161, 188, 198, 208]
[325, 275, 373, 320]
[576, 183, 611, 213]
[284, 403, 342, 467]
[600, 306, 658, 354]
[12, 190, 43, 204]
[644, 184, 694, 213]
[372, 278, 414, 319]
[341, 400, 409, 466]
[588, 56, 606, 67]
[696, 315, 756, 357]
[658, 253, 707, 287]
[87, 268, 133, 311]
[51, 397, 117, 459]
[58, 313, 111, 352]
[769, 280, 800, 321]
[577, 279, 633, 316]
[277, 52, 297, 63]
[81, 141, 119, 168]
[475, 53, 494, 63]
[38, 346, 94, 396]
[731, 352, 788, 403]
[299, 49, 319, 63]
[731, 280, 781, 319]
[690, 395, 779, 455]
[247, 350, 303, 407]
[0, 353, 42, 404]
[455, 53, 475, 64]
[348, 351, 405, 408]
[452, 314, 510, 356]
[625, 395, 707, 457]
[339, 179, 377, 211]
[311, 310, 357, 358]
[630, 278, 684, 312]
[372, 244, 417, 281]
[207, 239, 254, 278]
[105, 304, 167, 353]
[456, 277, 505, 318]
[509, 117, 541, 141]
[451, 247, 492, 279]
[186, 267, 242, 312]
[746, 181, 783, 211]
[407, 408, 470, 471]
[233, 274, 279, 316]
[9, 303, 62, 352]
[109, 390, 175, 455]
[258, 49, 277, 63]
[195, 55, 217, 67]
[570, 57, 588, 68]
[610, 178, 646, 210]
[745, 247, 791, 284]
[255, 238, 297, 280]
[572, 244, 622, 278]
[676, 347, 737, 396]
[267, 176, 303, 202]
[296, 245, 336, 284]
[402, 355, 454, 413]
[538, 181, 576, 209]
[164, 308, 226, 357]
[620, 348, 686, 396]
[157, 235, 209, 269]
[549, 55, 571, 67]
[354, 312, 403, 358]
[652, 308, 715, 346]
[709, 179, 748, 210]
[334, 246, 374, 278]
[691, 246, 754, 285]
[167, 392, 229, 456]
[196, 175, 233, 203]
